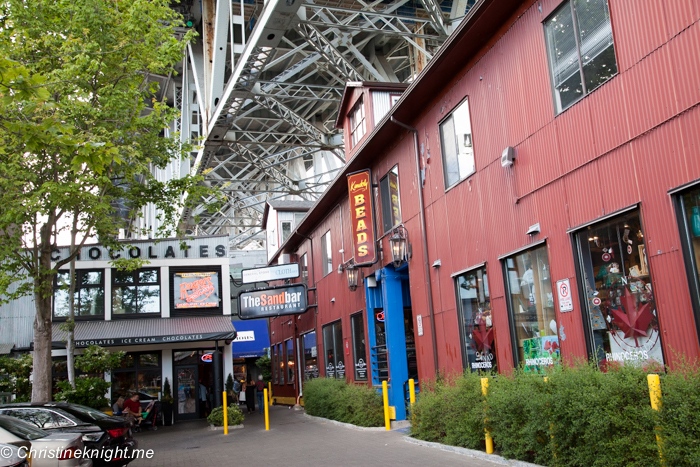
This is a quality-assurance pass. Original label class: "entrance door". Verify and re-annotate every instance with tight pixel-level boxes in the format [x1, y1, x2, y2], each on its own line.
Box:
[176, 366, 198, 420]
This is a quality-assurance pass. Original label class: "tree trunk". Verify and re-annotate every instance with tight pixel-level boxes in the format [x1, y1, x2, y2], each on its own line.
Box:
[67, 214, 78, 389]
[32, 276, 54, 402]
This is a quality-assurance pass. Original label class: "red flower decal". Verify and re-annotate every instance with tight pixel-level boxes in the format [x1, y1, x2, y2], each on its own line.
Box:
[609, 288, 654, 347]
[472, 321, 494, 352]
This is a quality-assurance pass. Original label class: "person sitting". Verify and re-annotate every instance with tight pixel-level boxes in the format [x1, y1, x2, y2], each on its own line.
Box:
[123, 393, 143, 430]
[112, 396, 125, 416]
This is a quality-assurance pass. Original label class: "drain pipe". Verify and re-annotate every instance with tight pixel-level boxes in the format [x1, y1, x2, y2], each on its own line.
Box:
[390, 116, 439, 375]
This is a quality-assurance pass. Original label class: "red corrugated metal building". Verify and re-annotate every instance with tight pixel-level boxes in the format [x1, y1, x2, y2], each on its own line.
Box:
[265, 0, 700, 419]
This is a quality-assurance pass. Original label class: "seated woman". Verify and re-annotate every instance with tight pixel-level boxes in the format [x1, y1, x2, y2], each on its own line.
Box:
[112, 396, 125, 416]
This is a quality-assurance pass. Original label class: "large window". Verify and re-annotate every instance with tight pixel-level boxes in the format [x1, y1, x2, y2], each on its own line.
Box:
[544, 0, 618, 114]
[678, 186, 700, 350]
[281, 221, 292, 244]
[351, 313, 368, 381]
[321, 230, 333, 277]
[349, 98, 366, 147]
[286, 339, 295, 384]
[322, 320, 345, 379]
[53, 270, 105, 319]
[439, 97, 475, 189]
[302, 331, 318, 381]
[111, 352, 161, 400]
[456, 266, 496, 372]
[112, 268, 160, 315]
[574, 210, 663, 369]
[380, 166, 402, 233]
[504, 244, 559, 373]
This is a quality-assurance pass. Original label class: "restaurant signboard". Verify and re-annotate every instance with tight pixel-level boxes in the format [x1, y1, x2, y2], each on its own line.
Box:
[238, 284, 308, 319]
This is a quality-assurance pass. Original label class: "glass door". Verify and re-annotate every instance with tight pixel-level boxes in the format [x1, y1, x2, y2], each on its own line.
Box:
[176, 365, 198, 420]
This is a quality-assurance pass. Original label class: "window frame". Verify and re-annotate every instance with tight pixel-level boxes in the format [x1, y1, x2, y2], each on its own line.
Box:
[321, 230, 333, 277]
[111, 351, 162, 401]
[53, 269, 105, 320]
[379, 165, 402, 234]
[111, 268, 161, 317]
[301, 331, 318, 381]
[285, 339, 295, 385]
[280, 220, 292, 244]
[438, 96, 476, 191]
[543, 0, 619, 114]
[350, 312, 368, 381]
[349, 97, 366, 148]
[322, 320, 345, 379]
[278, 342, 285, 385]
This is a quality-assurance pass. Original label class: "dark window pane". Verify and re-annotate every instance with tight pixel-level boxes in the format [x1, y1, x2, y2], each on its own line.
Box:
[112, 371, 137, 397]
[79, 287, 104, 316]
[286, 340, 295, 384]
[118, 354, 135, 369]
[456, 267, 495, 372]
[112, 286, 137, 314]
[139, 353, 160, 367]
[113, 270, 134, 284]
[139, 269, 158, 284]
[137, 285, 160, 313]
[323, 325, 335, 378]
[545, 3, 583, 112]
[303, 331, 318, 380]
[138, 369, 162, 398]
[333, 322, 345, 379]
[351, 314, 368, 381]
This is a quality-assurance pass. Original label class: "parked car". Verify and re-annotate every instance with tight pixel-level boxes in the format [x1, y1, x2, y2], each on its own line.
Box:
[0, 443, 28, 467]
[0, 403, 136, 467]
[0, 415, 91, 467]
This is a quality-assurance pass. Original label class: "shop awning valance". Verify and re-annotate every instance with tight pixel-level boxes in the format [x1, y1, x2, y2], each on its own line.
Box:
[230, 319, 270, 359]
[52, 316, 236, 348]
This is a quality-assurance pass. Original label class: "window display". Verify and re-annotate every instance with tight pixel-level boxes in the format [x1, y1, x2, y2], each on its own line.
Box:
[456, 266, 496, 372]
[504, 244, 559, 372]
[351, 313, 368, 381]
[302, 331, 318, 380]
[574, 211, 664, 369]
[323, 320, 345, 379]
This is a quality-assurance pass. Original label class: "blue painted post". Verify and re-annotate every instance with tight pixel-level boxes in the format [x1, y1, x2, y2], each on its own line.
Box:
[381, 266, 409, 421]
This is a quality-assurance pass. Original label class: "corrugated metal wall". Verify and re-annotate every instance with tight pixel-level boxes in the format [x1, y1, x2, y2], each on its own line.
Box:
[372, 91, 394, 128]
[0, 281, 36, 349]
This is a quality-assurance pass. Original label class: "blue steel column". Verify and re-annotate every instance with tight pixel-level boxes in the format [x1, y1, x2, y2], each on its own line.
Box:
[381, 266, 408, 421]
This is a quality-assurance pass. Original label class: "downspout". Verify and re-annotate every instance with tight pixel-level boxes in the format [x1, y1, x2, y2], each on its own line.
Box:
[300, 233, 317, 402]
[390, 116, 440, 375]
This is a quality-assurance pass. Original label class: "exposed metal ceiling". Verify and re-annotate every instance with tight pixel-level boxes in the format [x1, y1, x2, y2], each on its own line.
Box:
[153, 0, 475, 250]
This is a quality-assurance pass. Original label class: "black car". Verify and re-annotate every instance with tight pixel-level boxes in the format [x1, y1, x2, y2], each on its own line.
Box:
[0, 403, 137, 467]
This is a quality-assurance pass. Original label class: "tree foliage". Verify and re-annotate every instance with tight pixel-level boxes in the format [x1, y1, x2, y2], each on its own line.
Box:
[0, 0, 221, 401]
[0, 354, 33, 402]
[55, 345, 124, 409]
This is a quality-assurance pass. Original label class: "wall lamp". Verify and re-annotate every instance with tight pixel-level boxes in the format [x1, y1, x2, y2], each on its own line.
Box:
[346, 262, 359, 291]
[389, 225, 411, 267]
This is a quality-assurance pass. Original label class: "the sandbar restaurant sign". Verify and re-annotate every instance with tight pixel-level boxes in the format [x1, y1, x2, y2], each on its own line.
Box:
[347, 169, 377, 266]
[238, 284, 308, 319]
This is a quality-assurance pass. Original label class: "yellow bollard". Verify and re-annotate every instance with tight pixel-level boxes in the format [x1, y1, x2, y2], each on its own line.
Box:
[481, 378, 494, 454]
[264, 388, 270, 431]
[223, 391, 228, 435]
[268, 382, 272, 406]
[648, 374, 664, 463]
[382, 381, 391, 431]
[409, 379, 416, 407]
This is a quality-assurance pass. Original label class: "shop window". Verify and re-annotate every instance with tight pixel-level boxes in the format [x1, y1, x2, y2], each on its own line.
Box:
[503, 244, 559, 372]
[53, 270, 105, 319]
[286, 339, 295, 384]
[351, 313, 368, 381]
[112, 268, 160, 315]
[676, 186, 700, 347]
[281, 221, 292, 244]
[322, 320, 345, 379]
[439, 97, 475, 189]
[349, 98, 366, 148]
[379, 165, 402, 233]
[373, 308, 389, 382]
[111, 351, 162, 400]
[321, 230, 333, 277]
[272, 345, 278, 384]
[574, 210, 664, 369]
[455, 266, 496, 372]
[302, 331, 318, 380]
[300, 253, 308, 287]
[278, 343, 285, 385]
[544, 0, 618, 114]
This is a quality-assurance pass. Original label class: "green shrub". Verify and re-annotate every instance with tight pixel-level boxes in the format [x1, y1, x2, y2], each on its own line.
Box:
[55, 376, 111, 409]
[658, 361, 700, 466]
[207, 404, 244, 427]
[411, 372, 485, 450]
[546, 362, 658, 467]
[486, 370, 550, 465]
[0, 354, 32, 402]
[303, 378, 383, 427]
[255, 353, 272, 383]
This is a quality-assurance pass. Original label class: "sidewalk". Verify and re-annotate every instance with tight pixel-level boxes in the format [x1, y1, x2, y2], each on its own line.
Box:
[130, 405, 504, 466]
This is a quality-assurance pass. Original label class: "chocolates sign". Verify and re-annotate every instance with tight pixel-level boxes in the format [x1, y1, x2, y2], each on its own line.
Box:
[347, 169, 377, 266]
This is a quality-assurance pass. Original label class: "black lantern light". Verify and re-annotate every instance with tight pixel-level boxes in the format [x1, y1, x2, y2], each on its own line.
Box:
[389, 226, 409, 267]
[346, 262, 359, 291]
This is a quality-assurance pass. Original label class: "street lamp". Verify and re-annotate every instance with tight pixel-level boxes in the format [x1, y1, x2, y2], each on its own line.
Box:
[346, 263, 359, 291]
[389, 226, 408, 267]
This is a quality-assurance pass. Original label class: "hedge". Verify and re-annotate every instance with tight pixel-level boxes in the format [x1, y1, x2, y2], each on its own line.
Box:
[303, 378, 384, 427]
[207, 404, 244, 427]
[410, 361, 700, 467]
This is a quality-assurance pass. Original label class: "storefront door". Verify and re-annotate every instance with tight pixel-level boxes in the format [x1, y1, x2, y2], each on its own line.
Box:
[175, 365, 198, 420]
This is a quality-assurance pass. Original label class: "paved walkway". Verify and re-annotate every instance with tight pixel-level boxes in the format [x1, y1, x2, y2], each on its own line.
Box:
[130, 405, 503, 467]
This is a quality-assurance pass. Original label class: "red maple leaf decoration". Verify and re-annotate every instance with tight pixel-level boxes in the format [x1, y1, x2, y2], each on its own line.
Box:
[472, 321, 494, 352]
[609, 288, 654, 346]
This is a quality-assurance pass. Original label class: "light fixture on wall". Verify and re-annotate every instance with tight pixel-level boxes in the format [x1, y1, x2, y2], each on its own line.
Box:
[346, 262, 359, 291]
[389, 225, 411, 267]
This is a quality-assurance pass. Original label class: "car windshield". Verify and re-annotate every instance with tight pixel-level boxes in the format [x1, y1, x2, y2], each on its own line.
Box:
[64, 404, 109, 421]
[0, 416, 48, 441]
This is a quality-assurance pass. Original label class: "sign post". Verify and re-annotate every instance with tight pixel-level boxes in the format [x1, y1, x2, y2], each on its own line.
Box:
[556, 278, 574, 313]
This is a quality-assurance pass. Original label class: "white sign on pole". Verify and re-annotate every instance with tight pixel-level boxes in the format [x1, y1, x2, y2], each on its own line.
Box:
[417, 315, 424, 336]
[241, 263, 300, 284]
[556, 278, 574, 313]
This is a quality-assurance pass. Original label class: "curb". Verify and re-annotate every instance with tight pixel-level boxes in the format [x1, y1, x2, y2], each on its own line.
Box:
[402, 436, 544, 467]
[208, 424, 244, 431]
[303, 413, 387, 431]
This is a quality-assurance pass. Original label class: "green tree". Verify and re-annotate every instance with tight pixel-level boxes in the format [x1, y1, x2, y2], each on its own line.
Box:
[256, 352, 272, 383]
[0, 354, 33, 402]
[55, 345, 124, 409]
[0, 0, 220, 402]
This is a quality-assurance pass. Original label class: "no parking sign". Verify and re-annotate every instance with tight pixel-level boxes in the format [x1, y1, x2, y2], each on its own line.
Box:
[556, 278, 574, 313]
